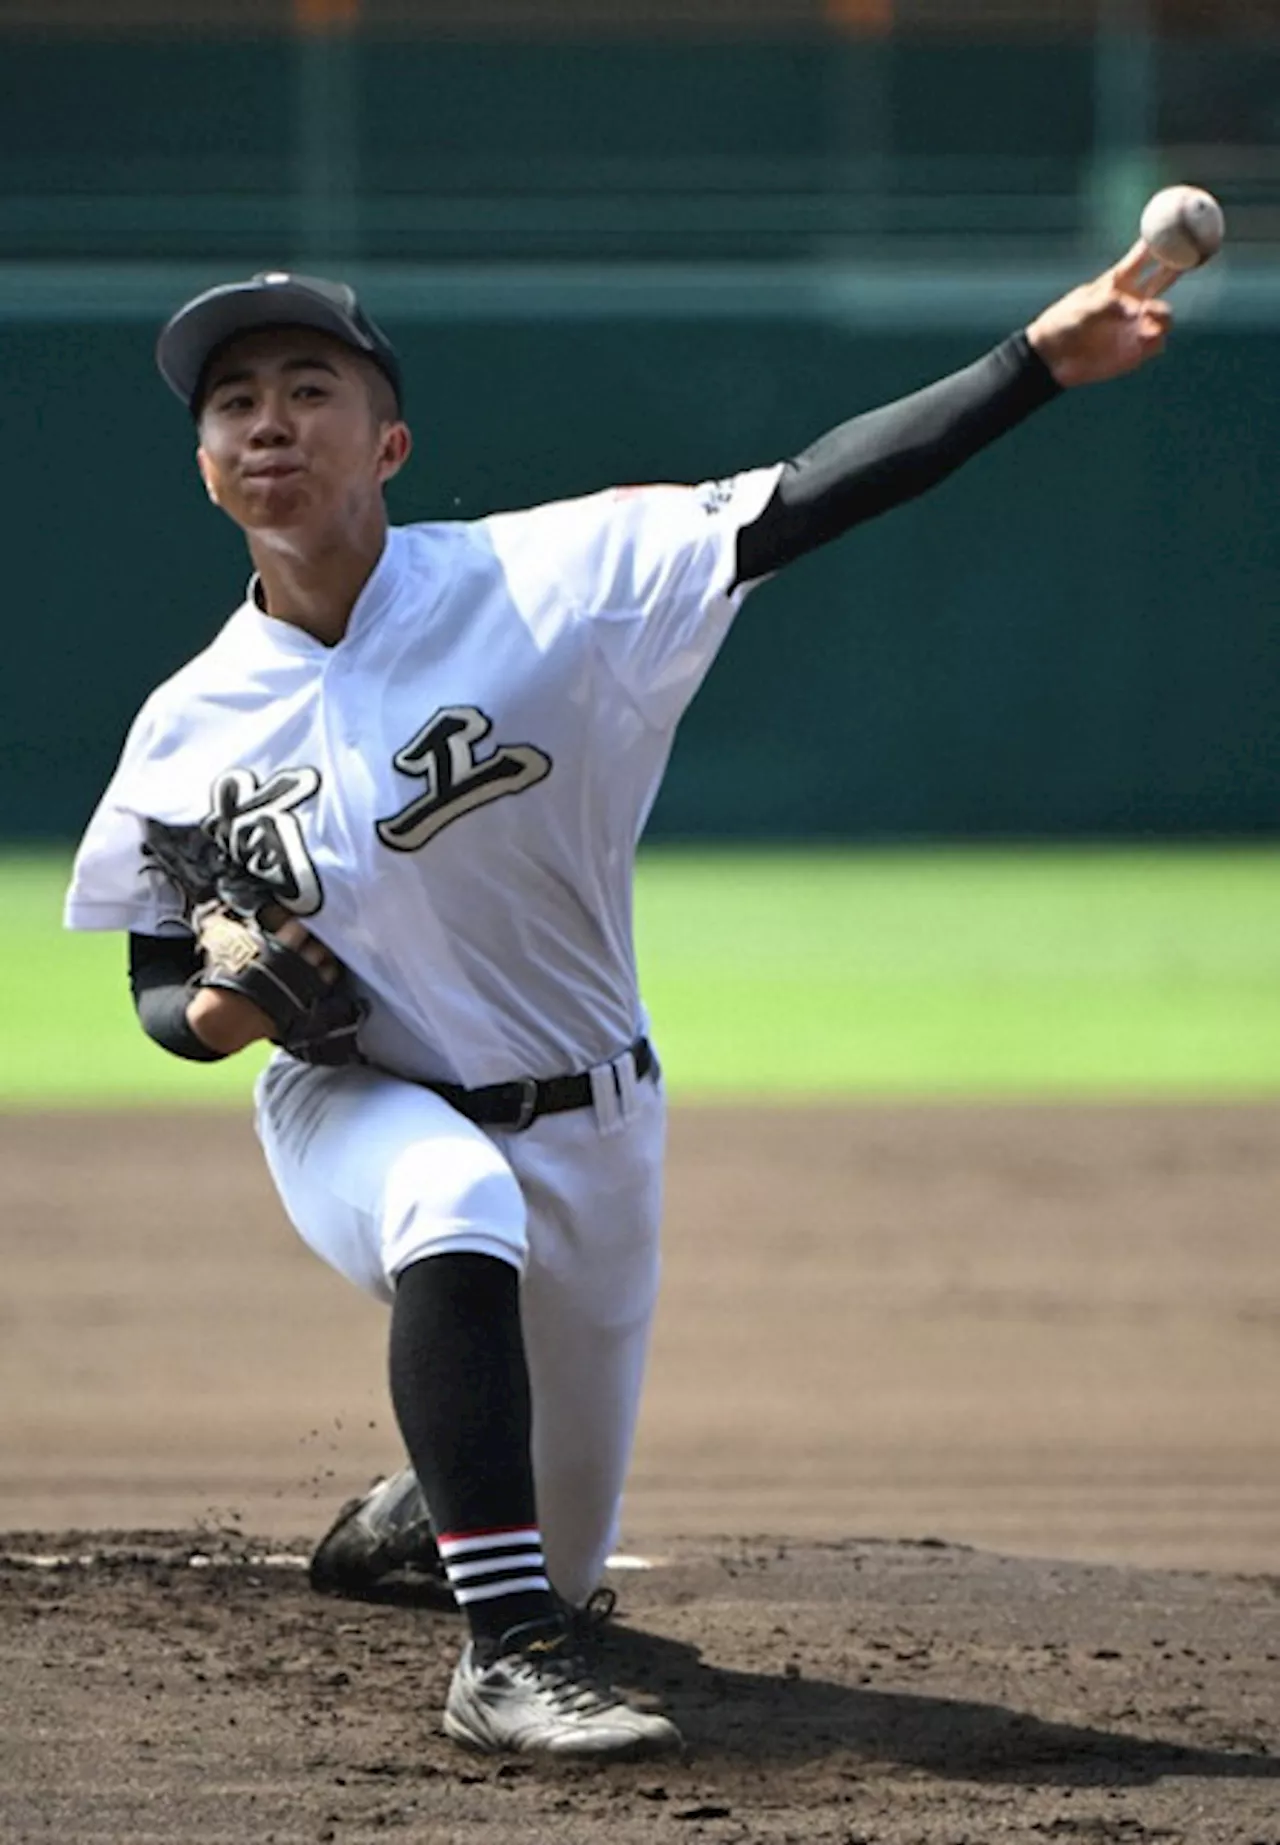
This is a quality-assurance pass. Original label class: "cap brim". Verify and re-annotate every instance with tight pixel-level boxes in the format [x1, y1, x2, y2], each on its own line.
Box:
[156, 281, 379, 409]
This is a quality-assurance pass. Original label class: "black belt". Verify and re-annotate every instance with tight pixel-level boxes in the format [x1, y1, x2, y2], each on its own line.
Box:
[424, 1036, 655, 1133]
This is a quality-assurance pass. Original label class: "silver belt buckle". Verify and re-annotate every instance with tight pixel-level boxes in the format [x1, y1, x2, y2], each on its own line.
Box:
[511, 1076, 539, 1132]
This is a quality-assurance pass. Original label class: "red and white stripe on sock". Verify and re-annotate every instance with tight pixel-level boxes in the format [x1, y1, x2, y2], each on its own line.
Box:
[436, 1526, 551, 1609]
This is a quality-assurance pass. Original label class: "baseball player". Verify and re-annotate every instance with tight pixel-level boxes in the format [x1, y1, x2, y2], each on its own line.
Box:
[64, 257, 1170, 1759]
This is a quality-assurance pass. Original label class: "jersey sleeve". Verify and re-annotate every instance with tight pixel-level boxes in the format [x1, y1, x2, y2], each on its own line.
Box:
[489, 465, 783, 729]
[582, 467, 782, 725]
[63, 703, 192, 935]
[64, 797, 189, 934]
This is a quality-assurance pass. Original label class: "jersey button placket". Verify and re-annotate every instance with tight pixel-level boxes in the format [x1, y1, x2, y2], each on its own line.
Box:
[325, 653, 361, 751]
[317, 656, 372, 878]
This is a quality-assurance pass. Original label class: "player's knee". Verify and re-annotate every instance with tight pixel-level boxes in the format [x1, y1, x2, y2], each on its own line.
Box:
[380, 1138, 527, 1283]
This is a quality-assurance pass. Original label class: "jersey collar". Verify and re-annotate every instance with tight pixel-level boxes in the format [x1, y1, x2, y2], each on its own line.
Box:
[244, 527, 403, 654]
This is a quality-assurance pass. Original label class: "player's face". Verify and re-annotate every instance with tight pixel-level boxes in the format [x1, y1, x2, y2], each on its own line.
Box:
[195, 329, 410, 539]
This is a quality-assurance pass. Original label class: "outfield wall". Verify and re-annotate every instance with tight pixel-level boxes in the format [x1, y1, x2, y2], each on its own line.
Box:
[6, 312, 1278, 842]
[3, 30, 1278, 840]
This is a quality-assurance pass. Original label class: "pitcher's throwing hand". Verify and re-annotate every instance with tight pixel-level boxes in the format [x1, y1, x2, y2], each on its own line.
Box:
[1028, 254, 1175, 390]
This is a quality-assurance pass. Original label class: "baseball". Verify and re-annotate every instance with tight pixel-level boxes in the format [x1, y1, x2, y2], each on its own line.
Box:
[1139, 185, 1225, 271]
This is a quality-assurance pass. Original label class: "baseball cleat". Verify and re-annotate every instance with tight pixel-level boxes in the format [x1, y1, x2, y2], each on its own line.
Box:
[442, 1620, 682, 1760]
[309, 1464, 452, 1600]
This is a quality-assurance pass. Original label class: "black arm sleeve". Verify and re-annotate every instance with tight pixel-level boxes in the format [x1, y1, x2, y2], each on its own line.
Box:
[734, 331, 1061, 587]
[128, 931, 227, 1063]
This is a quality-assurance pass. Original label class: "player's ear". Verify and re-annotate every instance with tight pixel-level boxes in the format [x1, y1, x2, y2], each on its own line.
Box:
[196, 446, 222, 507]
[376, 420, 412, 486]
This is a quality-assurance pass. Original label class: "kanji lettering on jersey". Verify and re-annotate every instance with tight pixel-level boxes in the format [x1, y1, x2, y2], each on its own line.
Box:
[376, 707, 553, 853]
[207, 766, 324, 915]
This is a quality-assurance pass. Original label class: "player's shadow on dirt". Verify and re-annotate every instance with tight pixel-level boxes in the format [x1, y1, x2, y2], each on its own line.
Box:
[599, 1622, 1279, 1788]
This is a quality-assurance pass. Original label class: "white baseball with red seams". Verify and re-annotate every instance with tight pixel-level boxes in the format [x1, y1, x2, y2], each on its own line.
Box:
[1139, 186, 1225, 272]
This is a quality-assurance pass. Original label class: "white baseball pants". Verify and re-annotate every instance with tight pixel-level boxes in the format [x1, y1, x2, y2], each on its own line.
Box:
[253, 1049, 665, 1606]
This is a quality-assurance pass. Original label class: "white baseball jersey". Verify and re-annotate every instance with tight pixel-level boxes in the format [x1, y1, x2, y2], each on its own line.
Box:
[65, 468, 781, 1087]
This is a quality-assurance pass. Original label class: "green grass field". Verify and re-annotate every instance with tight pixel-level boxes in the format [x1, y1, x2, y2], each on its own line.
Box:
[4, 844, 1279, 1107]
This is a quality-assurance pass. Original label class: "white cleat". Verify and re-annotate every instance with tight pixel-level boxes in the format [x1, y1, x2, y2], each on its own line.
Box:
[443, 1626, 683, 1760]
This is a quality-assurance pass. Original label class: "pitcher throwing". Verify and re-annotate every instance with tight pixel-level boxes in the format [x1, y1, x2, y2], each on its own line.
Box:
[65, 256, 1172, 1757]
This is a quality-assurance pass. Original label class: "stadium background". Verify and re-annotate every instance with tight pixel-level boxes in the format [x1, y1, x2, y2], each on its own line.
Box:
[4, 0, 1280, 845]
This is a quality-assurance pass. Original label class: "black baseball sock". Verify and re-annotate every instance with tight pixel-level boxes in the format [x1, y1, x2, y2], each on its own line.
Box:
[388, 1252, 559, 1648]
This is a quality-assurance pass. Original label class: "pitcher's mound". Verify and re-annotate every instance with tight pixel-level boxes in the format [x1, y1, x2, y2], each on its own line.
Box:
[2, 1529, 1276, 1843]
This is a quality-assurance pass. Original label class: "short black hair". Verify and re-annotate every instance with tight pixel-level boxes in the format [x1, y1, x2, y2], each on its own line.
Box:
[362, 355, 401, 426]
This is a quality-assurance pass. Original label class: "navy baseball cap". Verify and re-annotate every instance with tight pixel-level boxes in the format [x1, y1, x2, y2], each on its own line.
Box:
[156, 271, 403, 414]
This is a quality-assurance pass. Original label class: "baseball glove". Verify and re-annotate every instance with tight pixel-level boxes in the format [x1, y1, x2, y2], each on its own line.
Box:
[141, 818, 365, 1066]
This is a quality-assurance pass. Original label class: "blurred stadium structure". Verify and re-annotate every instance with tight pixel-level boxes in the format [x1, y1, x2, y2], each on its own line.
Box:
[4, 1, 1278, 842]
[1, 0, 1279, 300]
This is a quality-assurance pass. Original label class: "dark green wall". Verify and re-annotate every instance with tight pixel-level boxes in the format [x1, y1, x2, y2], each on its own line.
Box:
[3, 29, 1277, 839]
[0, 35, 1101, 261]
[5, 315, 1277, 841]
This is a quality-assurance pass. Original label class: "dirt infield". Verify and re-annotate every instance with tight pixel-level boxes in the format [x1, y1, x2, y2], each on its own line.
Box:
[2, 1103, 1279, 1841]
